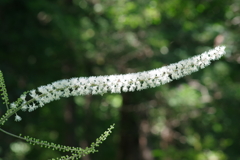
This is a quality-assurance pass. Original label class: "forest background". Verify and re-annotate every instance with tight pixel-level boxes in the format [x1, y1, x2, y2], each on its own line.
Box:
[0, 0, 240, 160]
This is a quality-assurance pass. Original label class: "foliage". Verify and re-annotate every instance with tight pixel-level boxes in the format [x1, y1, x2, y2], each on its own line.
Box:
[0, 0, 240, 160]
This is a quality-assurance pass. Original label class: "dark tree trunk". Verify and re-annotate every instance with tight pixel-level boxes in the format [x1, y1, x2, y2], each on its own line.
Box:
[118, 92, 154, 160]
[64, 97, 77, 147]
[118, 93, 141, 160]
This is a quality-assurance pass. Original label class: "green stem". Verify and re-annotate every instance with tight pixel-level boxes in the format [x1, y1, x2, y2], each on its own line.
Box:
[0, 127, 25, 140]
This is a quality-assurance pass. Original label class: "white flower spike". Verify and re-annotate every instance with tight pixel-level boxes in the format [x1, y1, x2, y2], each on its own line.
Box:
[13, 46, 226, 112]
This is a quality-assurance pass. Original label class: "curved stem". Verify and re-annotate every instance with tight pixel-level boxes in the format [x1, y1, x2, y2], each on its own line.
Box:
[0, 127, 25, 140]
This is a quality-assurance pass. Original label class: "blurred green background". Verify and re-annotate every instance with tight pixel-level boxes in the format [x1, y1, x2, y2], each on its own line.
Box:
[0, 0, 240, 160]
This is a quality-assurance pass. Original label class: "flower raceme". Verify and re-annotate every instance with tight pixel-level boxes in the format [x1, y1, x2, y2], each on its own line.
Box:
[10, 46, 226, 120]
